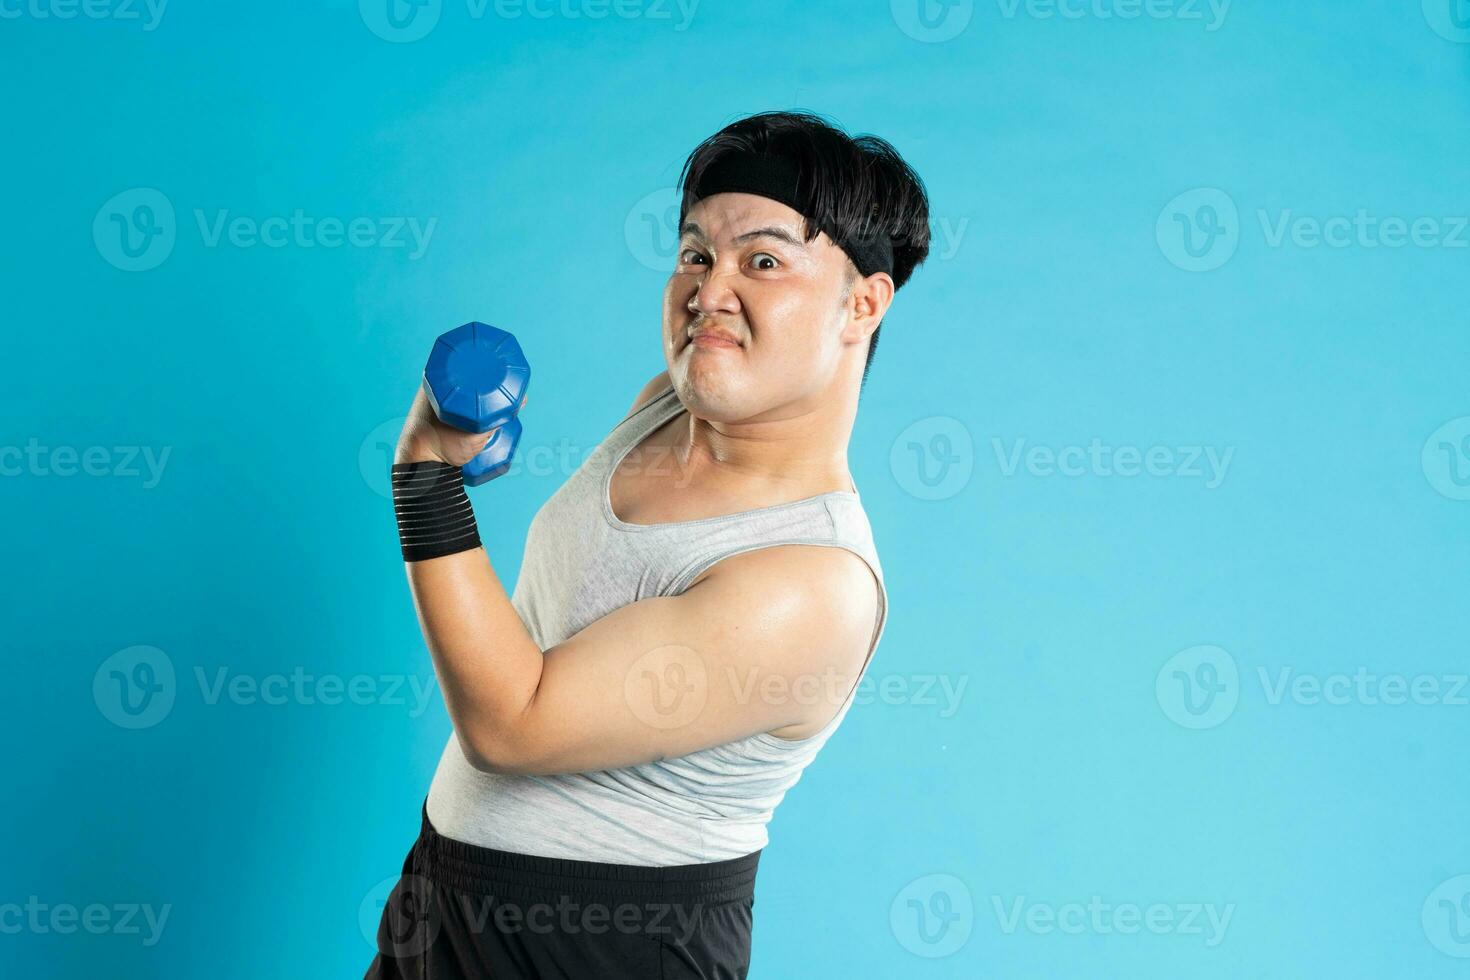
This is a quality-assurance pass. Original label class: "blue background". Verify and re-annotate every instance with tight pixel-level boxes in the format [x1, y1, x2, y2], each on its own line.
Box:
[3, 0, 1468, 976]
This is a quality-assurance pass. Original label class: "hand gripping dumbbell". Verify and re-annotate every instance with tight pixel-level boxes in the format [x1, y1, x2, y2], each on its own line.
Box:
[421, 321, 531, 487]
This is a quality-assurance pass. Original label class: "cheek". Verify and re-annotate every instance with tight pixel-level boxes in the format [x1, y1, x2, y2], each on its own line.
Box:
[750, 293, 830, 353]
[663, 280, 696, 320]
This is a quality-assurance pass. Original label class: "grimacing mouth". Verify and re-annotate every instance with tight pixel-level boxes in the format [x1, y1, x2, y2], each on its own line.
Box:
[680, 314, 744, 348]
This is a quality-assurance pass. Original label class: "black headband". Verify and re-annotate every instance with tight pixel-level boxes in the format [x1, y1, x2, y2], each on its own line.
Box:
[683, 150, 895, 279]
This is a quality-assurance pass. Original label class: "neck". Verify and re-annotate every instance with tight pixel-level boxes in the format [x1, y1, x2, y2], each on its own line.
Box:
[673, 385, 860, 494]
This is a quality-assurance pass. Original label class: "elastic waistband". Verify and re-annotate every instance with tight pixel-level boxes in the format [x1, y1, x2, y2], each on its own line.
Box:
[413, 800, 760, 907]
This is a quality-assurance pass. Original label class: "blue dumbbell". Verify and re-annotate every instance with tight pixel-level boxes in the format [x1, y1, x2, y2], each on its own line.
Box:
[421, 321, 531, 487]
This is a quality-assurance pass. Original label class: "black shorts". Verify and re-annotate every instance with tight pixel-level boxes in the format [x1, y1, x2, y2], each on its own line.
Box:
[364, 800, 760, 980]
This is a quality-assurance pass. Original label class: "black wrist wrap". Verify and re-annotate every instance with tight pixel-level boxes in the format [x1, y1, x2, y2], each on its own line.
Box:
[391, 462, 481, 562]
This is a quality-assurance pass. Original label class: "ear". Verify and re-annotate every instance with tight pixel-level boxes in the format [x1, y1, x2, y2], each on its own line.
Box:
[840, 269, 895, 346]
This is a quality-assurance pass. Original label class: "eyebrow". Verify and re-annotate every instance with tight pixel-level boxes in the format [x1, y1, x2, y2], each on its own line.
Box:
[680, 221, 807, 250]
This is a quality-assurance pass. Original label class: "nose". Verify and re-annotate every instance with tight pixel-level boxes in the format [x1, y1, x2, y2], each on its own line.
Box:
[686, 269, 740, 319]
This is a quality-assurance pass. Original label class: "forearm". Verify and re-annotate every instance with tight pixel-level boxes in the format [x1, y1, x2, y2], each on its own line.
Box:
[405, 549, 543, 758]
[389, 359, 543, 762]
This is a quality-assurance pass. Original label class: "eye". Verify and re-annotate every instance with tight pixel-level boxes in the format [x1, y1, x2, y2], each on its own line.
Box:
[750, 252, 779, 271]
[678, 248, 707, 267]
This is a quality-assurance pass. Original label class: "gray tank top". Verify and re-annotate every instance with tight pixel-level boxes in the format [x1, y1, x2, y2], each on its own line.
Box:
[425, 383, 889, 865]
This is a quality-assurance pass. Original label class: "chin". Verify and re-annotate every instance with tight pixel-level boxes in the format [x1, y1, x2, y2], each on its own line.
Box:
[671, 363, 748, 422]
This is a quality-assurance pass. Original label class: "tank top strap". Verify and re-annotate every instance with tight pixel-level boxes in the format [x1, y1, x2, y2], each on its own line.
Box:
[611, 382, 682, 446]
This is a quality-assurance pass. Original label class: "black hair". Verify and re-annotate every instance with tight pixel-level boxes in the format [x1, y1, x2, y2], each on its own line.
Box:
[676, 110, 931, 385]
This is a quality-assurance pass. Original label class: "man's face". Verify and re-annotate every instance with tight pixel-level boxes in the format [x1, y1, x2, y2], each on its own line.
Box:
[662, 192, 861, 422]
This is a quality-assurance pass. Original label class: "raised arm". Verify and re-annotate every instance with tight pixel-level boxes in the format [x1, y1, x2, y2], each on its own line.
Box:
[405, 540, 877, 776]
[391, 380, 878, 778]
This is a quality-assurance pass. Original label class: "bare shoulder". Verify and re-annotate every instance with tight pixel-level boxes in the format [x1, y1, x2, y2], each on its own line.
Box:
[692, 545, 880, 664]
[624, 371, 672, 418]
[697, 544, 876, 610]
[690, 544, 880, 738]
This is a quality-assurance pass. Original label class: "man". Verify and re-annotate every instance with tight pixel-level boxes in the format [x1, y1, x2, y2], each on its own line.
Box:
[367, 109, 931, 979]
